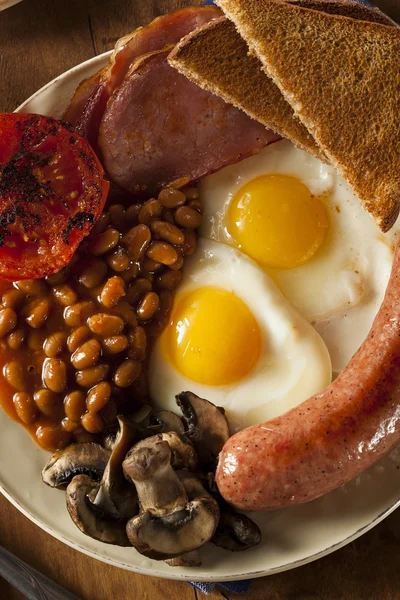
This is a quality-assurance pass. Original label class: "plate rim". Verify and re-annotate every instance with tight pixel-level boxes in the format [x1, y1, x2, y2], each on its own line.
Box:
[0, 50, 398, 583]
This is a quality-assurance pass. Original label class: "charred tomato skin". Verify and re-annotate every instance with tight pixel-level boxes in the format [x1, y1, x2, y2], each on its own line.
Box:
[0, 113, 109, 281]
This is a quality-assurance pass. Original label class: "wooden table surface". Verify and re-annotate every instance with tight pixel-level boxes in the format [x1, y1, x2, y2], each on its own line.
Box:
[0, 0, 400, 598]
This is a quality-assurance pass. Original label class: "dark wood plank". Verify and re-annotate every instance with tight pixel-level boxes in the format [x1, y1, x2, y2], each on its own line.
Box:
[0, 494, 196, 600]
[0, 0, 399, 599]
[0, 0, 202, 113]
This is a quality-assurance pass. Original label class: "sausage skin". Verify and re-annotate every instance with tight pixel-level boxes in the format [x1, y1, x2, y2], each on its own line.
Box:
[216, 242, 400, 511]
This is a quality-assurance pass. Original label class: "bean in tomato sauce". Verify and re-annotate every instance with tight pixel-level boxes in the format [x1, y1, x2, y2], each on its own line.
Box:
[0, 186, 202, 451]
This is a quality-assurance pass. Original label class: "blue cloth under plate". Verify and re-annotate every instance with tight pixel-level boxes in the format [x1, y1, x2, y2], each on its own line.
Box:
[189, 580, 252, 595]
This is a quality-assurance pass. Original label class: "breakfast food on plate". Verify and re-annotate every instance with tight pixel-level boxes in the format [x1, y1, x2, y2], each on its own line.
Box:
[66, 6, 278, 194]
[1, 0, 400, 570]
[42, 394, 261, 560]
[169, 1, 394, 160]
[149, 238, 332, 430]
[170, 16, 321, 159]
[0, 117, 204, 451]
[98, 46, 278, 195]
[216, 239, 400, 511]
[215, 0, 400, 231]
[0, 113, 108, 280]
[64, 5, 222, 148]
[198, 141, 399, 374]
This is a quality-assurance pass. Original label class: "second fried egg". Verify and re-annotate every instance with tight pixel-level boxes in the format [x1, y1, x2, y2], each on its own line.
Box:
[149, 239, 331, 431]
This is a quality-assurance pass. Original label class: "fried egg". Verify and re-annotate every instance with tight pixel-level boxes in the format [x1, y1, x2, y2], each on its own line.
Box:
[149, 239, 331, 431]
[199, 140, 399, 372]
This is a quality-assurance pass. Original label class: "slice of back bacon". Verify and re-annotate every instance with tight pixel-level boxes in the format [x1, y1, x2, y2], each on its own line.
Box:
[64, 6, 222, 148]
[98, 48, 279, 195]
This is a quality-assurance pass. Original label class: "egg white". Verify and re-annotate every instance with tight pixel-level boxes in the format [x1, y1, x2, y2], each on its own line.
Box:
[199, 139, 399, 372]
[149, 239, 332, 431]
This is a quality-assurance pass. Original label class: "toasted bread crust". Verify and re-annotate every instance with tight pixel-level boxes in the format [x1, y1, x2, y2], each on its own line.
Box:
[170, 0, 395, 165]
[216, 0, 400, 231]
[288, 0, 396, 26]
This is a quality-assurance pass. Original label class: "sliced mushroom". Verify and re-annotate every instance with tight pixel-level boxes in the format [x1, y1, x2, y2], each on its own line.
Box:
[130, 402, 153, 424]
[90, 415, 138, 520]
[66, 474, 130, 546]
[42, 443, 110, 489]
[124, 437, 219, 560]
[160, 432, 197, 470]
[176, 391, 230, 467]
[203, 472, 262, 552]
[150, 410, 185, 435]
[212, 512, 262, 552]
[102, 404, 152, 450]
[123, 432, 196, 481]
[123, 437, 187, 515]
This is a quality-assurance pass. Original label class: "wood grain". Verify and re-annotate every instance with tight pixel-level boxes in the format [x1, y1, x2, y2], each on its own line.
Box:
[0, 0, 399, 599]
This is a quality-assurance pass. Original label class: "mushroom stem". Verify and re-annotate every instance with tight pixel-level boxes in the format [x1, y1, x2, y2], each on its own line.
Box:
[91, 416, 138, 520]
[123, 439, 188, 515]
[124, 437, 220, 560]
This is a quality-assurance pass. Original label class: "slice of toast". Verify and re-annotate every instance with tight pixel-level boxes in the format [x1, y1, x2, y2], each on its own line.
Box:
[216, 0, 400, 232]
[170, 1, 395, 162]
[287, 0, 396, 26]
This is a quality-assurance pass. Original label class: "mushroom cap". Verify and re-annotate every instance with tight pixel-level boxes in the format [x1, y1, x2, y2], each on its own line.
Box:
[212, 511, 262, 552]
[176, 392, 230, 467]
[126, 495, 219, 560]
[66, 474, 130, 546]
[126, 470, 220, 560]
[150, 411, 185, 435]
[41, 443, 110, 489]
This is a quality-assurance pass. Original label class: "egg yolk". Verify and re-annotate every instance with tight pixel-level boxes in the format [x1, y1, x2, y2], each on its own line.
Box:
[228, 174, 328, 269]
[163, 287, 261, 386]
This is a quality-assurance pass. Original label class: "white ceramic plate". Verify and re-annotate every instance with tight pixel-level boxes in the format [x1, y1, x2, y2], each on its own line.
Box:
[0, 53, 399, 583]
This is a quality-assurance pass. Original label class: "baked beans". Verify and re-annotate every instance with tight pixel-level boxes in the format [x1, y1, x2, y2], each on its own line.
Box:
[64, 390, 87, 422]
[0, 308, 17, 338]
[122, 224, 151, 261]
[158, 188, 186, 208]
[79, 258, 108, 289]
[174, 206, 203, 229]
[44, 332, 68, 358]
[86, 381, 111, 413]
[67, 325, 91, 353]
[81, 411, 104, 434]
[76, 364, 109, 388]
[114, 359, 141, 388]
[71, 339, 101, 370]
[13, 392, 38, 425]
[102, 335, 129, 355]
[88, 314, 124, 336]
[100, 276, 126, 309]
[138, 198, 162, 225]
[137, 292, 159, 322]
[146, 241, 178, 266]
[89, 227, 120, 256]
[150, 221, 185, 245]
[0, 184, 202, 450]
[34, 389, 62, 419]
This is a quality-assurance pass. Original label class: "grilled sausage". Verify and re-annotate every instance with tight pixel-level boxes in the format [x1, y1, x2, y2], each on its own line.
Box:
[216, 242, 400, 511]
